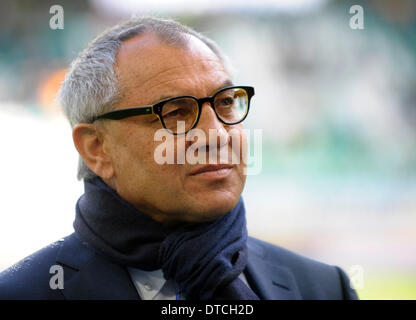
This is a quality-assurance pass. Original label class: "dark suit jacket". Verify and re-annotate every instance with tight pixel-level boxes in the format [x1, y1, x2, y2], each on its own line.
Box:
[0, 232, 358, 300]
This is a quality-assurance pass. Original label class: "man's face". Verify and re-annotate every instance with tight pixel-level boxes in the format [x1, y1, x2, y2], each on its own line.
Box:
[100, 33, 247, 224]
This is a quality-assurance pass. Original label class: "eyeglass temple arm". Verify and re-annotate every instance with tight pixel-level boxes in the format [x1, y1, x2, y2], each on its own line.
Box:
[93, 106, 153, 121]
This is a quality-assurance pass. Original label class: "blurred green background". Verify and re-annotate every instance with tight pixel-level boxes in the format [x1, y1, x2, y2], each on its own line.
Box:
[0, 0, 415, 299]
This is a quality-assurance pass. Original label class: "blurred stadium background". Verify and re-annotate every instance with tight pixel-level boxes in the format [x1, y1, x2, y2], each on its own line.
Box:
[0, 0, 415, 299]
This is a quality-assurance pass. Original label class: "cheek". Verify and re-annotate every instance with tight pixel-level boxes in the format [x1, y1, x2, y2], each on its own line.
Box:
[110, 129, 154, 181]
[230, 127, 248, 182]
[229, 126, 247, 162]
[121, 134, 183, 187]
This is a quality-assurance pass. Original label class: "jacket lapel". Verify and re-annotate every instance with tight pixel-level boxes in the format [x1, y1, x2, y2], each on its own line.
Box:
[245, 237, 301, 300]
[56, 233, 140, 300]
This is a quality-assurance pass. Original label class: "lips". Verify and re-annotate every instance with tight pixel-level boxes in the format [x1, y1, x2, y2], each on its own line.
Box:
[190, 164, 234, 176]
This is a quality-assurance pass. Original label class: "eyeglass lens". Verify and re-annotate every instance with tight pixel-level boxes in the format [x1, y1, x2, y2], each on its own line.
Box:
[161, 87, 249, 134]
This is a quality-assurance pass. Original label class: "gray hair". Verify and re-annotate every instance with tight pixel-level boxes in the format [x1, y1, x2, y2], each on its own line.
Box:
[58, 16, 234, 181]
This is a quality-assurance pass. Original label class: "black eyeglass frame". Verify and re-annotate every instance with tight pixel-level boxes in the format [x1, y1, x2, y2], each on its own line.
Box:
[91, 85, 255, 135]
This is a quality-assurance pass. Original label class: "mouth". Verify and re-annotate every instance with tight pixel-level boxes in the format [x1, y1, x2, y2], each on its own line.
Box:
[189, 164, 234, 179]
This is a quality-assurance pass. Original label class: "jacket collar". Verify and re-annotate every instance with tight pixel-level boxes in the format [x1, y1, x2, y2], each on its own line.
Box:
[56, 233, 140, 300]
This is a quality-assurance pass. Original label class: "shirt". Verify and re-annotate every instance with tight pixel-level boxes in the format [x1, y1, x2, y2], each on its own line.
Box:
[127, 267, 251, 300]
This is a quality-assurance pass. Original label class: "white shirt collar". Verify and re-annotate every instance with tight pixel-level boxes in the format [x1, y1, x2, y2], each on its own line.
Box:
[128, 267, 251, 300]
[128, 268, 172, 300]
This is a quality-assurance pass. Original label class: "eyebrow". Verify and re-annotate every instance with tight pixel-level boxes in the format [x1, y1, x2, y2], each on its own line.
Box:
[216, 80, 234, 92]
[154, 79, 234, 104]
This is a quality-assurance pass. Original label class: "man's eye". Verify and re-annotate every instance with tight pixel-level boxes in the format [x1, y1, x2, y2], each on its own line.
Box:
[218, 97, 234, 107]
[163, 108, 182, 118]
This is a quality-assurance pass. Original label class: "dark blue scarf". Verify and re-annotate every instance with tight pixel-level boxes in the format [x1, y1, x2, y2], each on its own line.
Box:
[73, 177, 259, 300]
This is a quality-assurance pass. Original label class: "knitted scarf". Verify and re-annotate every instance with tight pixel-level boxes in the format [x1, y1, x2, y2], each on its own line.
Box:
[73, 177, 259, 300]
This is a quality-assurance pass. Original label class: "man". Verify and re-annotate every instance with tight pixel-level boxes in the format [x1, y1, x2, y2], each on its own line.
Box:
[0, 17, 357, 300]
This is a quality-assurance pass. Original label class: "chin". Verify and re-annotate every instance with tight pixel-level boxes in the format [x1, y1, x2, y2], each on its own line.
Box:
[184, 192, 240, 223]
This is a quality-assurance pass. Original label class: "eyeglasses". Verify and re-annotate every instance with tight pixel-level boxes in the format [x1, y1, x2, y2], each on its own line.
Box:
[91, 86, 255, 135]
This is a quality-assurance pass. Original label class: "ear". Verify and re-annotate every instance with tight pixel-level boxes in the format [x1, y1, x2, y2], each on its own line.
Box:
[72, 123, 115, 179]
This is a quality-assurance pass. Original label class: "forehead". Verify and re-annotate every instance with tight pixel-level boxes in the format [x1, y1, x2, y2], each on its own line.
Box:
[115, 33, 230, 104]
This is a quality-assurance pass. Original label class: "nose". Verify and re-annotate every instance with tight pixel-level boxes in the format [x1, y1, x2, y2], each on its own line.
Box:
[192, 102, 230, 151]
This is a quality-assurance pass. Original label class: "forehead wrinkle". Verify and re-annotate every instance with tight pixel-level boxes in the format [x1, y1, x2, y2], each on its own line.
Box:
[125, 61, 228, 102]
[138, 73, 230, 104]
[135, 57, 225, 89]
